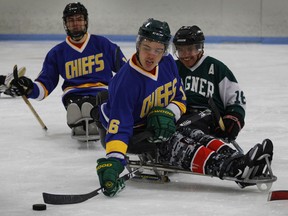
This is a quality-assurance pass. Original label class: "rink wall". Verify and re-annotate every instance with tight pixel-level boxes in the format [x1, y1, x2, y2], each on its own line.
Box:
[0, 0, 288, 43]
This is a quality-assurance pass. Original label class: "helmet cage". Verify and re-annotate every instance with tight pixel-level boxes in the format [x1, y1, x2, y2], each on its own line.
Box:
[136, 35, 171, 56]
[173, 43, 204, 58]
[62, 2, 88, 40]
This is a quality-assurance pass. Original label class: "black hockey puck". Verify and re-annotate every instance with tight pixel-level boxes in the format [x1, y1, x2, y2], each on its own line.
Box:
[32, 204, 47, 211]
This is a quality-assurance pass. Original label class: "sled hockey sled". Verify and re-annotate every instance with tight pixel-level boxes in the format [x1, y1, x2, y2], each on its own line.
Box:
[126, 150, 277, 192]
[68, 102, 100, 142]
[71, 116, 100, 142]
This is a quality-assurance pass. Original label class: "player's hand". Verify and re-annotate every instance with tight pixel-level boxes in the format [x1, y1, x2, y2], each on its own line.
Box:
[147, 106, 176, 143]
[10, 76, 33, 96]
[215, 113, 244, 141]
[96, 157, 125, 197]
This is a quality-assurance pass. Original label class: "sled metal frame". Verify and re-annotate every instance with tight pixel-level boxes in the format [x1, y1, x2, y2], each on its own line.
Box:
[71, 117, 100, 142]
[126, 152, 277, 192]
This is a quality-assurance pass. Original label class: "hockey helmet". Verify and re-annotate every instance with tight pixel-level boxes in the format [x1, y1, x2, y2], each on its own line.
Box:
[62, 2, 88, 40]
[138, 18, 171, 46]
[173, 25, 205, 46]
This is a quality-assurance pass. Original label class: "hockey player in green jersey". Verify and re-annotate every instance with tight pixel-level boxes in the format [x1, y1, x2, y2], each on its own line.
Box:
[173, 26, 246, 142]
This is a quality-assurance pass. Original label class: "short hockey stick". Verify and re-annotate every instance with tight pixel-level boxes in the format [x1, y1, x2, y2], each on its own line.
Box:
[131, 109, 212, 144]
[207, 97, 225, 131]
[42, 168, 141, 205]
[178, 109, 211, 127]
[268, 190, 288, 201]
[13, 65, 48, 131]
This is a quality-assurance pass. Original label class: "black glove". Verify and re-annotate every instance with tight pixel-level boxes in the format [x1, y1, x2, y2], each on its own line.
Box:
[10, 76, 33, 96]
[214, 113, 244, 141]
[146, 106, 176, 143]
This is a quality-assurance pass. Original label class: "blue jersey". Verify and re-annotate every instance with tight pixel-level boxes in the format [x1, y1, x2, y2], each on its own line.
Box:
[99, 53, 186, 155]
[28, 33, 126, 103]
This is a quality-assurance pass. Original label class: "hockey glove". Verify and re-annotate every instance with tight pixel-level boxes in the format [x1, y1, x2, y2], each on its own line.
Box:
[10, 76, 33, 96]
[96, 157, 125, 197]
[214, 112, 244, 141]
[0, 66, 26, 96]
[147, 106, 176, 143]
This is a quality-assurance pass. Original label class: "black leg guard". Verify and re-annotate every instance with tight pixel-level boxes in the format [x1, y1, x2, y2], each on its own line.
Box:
[157, 131, 201, 170]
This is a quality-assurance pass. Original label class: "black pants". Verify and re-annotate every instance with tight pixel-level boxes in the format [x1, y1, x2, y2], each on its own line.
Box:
[98, 125, 157, 154]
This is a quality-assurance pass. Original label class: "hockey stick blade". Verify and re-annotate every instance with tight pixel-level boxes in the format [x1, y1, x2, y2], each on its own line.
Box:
[268, 190, 288, 201]
[43, 188, 101, 205]
[42, 168, 140, 205]
[13, 65, 18, 79]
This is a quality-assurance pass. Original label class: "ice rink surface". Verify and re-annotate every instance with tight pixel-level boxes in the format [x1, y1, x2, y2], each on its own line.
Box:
[1, 41, 288, 215]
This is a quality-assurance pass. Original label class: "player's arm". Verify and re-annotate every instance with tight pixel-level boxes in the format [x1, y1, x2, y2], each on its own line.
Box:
[96, 78, 136, 197]
[114, 45, 127, 72]
[217, 65, 246, 141]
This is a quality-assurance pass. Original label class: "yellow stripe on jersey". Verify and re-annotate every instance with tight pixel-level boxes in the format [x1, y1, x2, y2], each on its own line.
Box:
[36, 81, 49, 99]
[63, 82, 107, 93]
[106, 140, 128, 155]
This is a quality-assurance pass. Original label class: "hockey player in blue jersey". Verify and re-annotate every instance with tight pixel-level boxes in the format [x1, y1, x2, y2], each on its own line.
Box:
[93, 18, 186, 196]
[9, 2, 126, 140]
[94, 19, 274, 197]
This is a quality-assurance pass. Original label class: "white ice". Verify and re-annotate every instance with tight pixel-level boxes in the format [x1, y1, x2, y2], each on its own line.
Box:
[1, 41, 288, 216]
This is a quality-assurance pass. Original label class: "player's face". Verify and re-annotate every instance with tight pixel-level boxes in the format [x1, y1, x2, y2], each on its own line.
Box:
[66, 14, 86, 34]
[175, 44, 203, 68]
[138, 40, 165, 71]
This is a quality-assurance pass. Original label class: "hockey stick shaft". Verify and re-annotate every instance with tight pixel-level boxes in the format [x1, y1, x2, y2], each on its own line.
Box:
[13, 65, 47, 131]
[178, 109, 211, 127]
[231, 140, 244, 154]
[21, 95, 48, 131]
[208, 97, 225, 131]
[131, 109, 212, 144]
[42, 168, 141, 205]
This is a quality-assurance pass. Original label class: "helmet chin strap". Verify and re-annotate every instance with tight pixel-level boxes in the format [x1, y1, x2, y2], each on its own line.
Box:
[69, 30, 86, 41]
[136, 51, 144, 68]
[196, 51, 204, 61]
[71, 34, 84, 41]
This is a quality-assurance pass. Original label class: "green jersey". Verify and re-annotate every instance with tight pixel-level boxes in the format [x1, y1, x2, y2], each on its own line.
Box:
[176, 55, 246, 119]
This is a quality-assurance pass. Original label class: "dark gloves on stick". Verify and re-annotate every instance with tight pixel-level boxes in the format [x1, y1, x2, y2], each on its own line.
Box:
[10, 76, 33, 96]
[96, 157, 125, 197]
[215, 112, 244, 141]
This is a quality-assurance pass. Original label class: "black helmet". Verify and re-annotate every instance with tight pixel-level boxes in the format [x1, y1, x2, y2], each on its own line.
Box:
[63, 2, 88, 20]
[138, 18, 171, 45]
[62, 2, 88, 40]
[173, 25, 205, 46]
